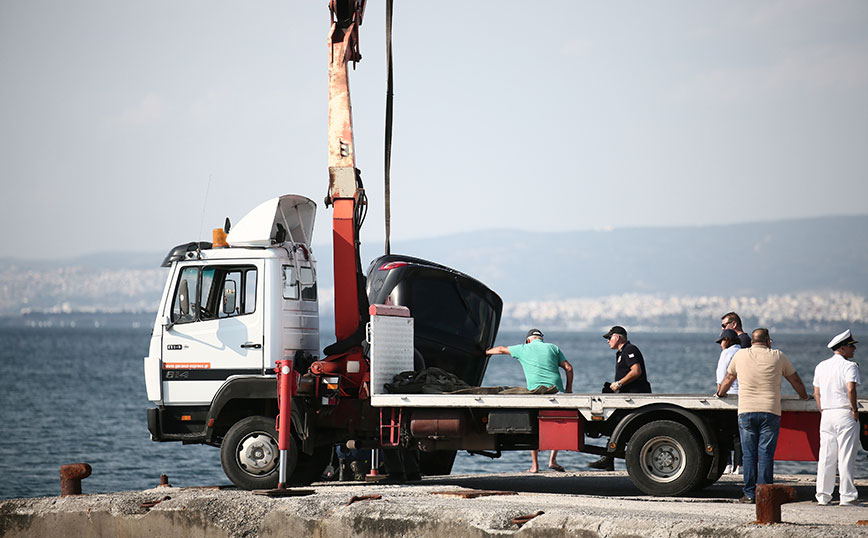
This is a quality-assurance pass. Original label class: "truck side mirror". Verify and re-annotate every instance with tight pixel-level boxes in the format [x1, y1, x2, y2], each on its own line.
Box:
[179, 280, 190, 316]
[223, 281, 237, 314]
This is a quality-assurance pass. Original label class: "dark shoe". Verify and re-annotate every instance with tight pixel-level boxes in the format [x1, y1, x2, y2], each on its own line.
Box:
[350, 460, 370, 481]
[737, 495, 755, 504]
[321, 463, 338, 481]
[588, 456, 615, 471]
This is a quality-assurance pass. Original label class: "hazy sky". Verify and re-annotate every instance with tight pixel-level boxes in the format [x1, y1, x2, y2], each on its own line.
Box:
[2, 1, 866, 259]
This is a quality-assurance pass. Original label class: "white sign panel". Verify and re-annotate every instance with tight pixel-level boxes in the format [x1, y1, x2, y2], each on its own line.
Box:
[369, 315, 414, 396]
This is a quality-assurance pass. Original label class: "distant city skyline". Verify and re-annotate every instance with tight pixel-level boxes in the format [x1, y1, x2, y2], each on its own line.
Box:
[2, 1, 867, 259]
[3, 214, 868, 316]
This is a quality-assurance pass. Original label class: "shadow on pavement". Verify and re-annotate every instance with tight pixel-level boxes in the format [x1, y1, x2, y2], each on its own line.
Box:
[421, 472, 823, 503]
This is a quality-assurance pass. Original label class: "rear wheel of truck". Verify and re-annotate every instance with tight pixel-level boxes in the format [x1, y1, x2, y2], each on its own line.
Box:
[625, 420, 705, 496]
[221, 416, 293, 490]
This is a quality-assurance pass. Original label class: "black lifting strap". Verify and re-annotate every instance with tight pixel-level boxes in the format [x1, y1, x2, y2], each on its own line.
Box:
[384, 0, 394, 256]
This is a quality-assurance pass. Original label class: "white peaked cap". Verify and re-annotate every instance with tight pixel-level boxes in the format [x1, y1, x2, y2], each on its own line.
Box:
[827, 329, 858, 350]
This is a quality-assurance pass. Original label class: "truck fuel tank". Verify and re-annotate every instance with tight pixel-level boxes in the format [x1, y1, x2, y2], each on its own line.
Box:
[410, 409, 467, 438]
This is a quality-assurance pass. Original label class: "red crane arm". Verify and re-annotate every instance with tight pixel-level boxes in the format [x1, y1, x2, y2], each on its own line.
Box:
[324, 0, 369, 373]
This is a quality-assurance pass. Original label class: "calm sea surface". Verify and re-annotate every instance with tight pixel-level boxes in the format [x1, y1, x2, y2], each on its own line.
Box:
[1, 325, 865, 499]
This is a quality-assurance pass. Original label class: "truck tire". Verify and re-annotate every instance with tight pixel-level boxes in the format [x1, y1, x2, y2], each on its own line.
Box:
[625, 420, 705, 496]
[221, 416, 292, 490]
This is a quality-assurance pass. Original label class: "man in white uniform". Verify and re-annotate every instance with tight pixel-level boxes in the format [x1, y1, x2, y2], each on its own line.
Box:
[813, 329, 861, 506]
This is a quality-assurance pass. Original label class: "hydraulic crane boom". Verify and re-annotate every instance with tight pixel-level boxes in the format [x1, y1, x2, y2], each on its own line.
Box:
[323, 0, 369, 390]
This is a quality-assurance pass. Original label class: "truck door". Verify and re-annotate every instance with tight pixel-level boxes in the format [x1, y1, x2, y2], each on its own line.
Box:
[162, 261, 265, 405]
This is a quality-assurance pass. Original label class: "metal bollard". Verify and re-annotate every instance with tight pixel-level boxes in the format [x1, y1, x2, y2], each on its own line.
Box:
[755, 484, 797, 524]
[60, 463, 92, 496]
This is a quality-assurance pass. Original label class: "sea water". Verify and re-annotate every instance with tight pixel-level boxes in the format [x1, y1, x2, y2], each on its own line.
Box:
[0, 326, 865, 499]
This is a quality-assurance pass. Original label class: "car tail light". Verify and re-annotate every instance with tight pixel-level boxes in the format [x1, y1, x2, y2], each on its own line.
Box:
[379, 261, 408, 271]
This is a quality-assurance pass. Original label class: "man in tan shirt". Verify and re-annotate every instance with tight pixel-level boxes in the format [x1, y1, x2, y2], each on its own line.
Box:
[717, 328, 810, 503]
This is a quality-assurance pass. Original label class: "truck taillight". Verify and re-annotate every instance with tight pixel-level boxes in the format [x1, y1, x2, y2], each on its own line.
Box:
[379, 261, 407, 271]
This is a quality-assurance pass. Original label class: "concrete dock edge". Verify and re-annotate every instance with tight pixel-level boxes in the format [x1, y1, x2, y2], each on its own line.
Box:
[2, 472, 866, 538]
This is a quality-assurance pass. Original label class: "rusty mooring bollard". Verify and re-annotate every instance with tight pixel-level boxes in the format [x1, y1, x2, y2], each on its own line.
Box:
[60, 463, 92, 496]
[158, 474, 171, 488]
[755, 484, 797, 524]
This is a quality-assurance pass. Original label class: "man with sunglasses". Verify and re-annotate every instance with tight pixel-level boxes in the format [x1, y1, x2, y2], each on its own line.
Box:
[813, 329, 861, 506]
[721, 312, 751, 349]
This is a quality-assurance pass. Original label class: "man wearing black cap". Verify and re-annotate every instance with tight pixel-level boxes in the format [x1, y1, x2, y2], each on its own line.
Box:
[590, 326, 652, 470]
[715, 328, 742, 473]
[486, 329, 573, 472]
[603, 325, 652, 394]
[813, 329, 861, 506]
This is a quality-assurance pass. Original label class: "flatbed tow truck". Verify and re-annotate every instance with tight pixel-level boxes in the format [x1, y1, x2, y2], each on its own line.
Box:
[145, 0, 868, 497]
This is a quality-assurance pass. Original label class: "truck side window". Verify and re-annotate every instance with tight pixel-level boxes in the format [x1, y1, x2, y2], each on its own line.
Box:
[300, 266, 317, 301]
[200, 267, 217, 319]
[243, 269, 257, 314]
[283, 266, 299, 300]
[172, 267, 200, 324]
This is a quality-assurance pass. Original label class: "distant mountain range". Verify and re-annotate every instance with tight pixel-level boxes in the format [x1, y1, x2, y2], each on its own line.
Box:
[2, 216, 866, 331]
[321, 215, 868, 300]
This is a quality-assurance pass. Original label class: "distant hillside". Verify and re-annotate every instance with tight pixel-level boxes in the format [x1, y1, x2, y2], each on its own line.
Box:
[314, 215, 868, 301]
[1, 216, 866, 325]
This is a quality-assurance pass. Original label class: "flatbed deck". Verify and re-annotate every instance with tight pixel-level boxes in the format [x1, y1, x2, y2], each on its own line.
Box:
[370, 392, 843, 420]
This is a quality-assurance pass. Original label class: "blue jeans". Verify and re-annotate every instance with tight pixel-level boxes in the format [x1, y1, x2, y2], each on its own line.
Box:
[737, 412, 781, 499]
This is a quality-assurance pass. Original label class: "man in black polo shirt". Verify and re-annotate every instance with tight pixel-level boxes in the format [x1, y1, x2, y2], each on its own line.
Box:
[605, 325, 652, 393]
[589, 325, 652, 470]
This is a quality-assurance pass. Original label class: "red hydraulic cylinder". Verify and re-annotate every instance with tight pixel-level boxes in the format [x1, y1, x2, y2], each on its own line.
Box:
[275, 359, 295, 488]
[332, 200, 360, 340]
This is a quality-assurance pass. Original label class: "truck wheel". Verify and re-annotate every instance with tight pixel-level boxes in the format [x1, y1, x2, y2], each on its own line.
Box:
[419, 450, 457, 476]
[625, 420, 705, 496]
[221, 416, 292, 490]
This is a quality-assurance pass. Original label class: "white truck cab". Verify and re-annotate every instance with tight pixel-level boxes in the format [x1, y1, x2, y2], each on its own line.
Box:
[144, 195, 319, 456]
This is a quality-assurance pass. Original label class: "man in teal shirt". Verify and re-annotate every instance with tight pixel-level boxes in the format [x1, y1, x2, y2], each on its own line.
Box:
[486, 329, 573, 472]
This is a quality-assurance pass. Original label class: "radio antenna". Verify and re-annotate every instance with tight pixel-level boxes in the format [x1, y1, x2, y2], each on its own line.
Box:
[197, 172, 214, 255]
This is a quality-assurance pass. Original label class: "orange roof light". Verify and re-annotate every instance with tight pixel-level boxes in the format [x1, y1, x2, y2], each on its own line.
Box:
[212, 228, 228, 248]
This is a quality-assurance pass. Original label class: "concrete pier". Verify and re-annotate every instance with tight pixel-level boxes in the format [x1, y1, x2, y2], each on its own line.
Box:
[2, 472, 866, 537]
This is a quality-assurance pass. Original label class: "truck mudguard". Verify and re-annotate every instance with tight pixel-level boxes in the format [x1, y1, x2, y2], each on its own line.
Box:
[205, 376, 313, 452]
[608, 403, 719, 459]
[205, 376, 313, 446]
